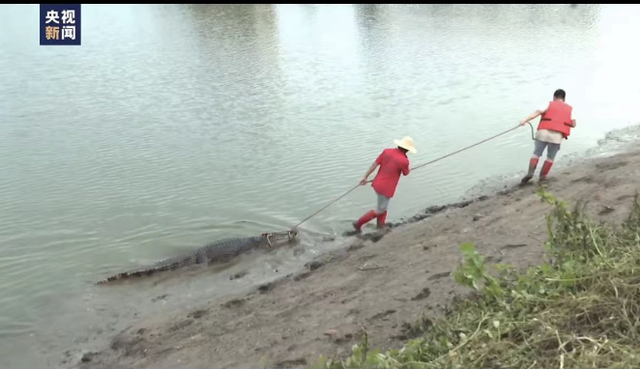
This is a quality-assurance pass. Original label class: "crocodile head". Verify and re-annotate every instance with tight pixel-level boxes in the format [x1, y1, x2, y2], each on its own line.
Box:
[261, 229, 298, 247]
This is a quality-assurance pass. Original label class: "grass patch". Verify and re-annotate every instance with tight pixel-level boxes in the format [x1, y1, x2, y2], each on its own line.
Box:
[316, 189, 640, 369]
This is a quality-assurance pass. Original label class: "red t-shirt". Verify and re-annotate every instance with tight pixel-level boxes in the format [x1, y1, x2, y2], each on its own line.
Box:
[371, 148, 410, 198]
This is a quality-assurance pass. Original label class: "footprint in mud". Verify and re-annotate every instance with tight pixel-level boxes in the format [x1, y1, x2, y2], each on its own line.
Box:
[500, 243, 528, 250]
[305, 260, 324, 271]
[258, 282, 273, 293]
[369, 309, 397, 321]
[411, 287, 431, 301]
[427, 271, 451, 281]
[275, 358, 308, 368]
[571, 175, 595, 184]
[342, 228, 389, 242]
[187, 310, 209, 319]
[598, 206, 615, 215]
[187, 309, 209, 319]
[229, 271, 248, 280]
[595, 161, 628, 171]
[221, 298, 245, 309]
[395, 317, 434, 340]
[151, 294, 168, 302]
[80, 351, 98, 363]
[169, 319, 193, 332]
[342, 229, 359, 237]
[354, 230, 390, 243]
[359, 254, 377, 262]
[617, 194, 635, 201]
[294, 271, 312, 281]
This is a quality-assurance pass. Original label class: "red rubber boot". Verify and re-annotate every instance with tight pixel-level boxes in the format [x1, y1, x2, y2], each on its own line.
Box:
[540, 159, 553, 181]
[521, 157, 539, 184]
[353, 210, 377, 232]
[376, 211, 388, 229]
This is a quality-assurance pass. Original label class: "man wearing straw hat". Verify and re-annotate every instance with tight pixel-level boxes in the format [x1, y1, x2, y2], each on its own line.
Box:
[353, 136, 417, 233]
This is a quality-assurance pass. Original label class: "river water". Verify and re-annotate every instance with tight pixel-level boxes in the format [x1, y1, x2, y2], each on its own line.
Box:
[1, 4, 640, 367]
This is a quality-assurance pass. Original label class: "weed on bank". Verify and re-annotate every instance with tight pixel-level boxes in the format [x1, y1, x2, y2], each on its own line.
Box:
[318, 189, 640, 369]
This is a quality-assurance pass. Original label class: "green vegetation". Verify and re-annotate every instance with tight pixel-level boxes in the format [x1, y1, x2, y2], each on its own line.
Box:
[317, 189, 640, 369]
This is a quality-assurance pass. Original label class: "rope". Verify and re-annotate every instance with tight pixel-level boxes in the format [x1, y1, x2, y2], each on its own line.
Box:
[291, 183, 361, 229]
[527, 121, 535, 140]
[411, 123, 532, 171]
[290, 123, 535, 230]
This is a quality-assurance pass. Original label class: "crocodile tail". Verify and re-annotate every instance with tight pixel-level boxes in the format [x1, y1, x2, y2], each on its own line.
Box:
[97, 254, 197, 285]
[96, 267, 165, 284]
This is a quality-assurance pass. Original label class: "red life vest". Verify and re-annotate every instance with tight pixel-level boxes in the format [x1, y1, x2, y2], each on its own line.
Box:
[537, 100, 574, 139]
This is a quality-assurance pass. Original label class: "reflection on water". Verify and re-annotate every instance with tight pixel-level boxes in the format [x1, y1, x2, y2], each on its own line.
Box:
[1, 3, 640, 367]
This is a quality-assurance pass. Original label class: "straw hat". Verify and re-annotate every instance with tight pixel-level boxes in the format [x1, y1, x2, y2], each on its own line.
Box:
[393, 136, 417, 154]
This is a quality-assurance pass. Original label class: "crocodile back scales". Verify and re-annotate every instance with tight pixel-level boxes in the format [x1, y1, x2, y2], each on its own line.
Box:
[98, 236, 263, 284]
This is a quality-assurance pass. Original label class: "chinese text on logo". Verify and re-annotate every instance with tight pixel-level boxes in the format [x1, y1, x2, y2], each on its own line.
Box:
[40, 4, 81, 46]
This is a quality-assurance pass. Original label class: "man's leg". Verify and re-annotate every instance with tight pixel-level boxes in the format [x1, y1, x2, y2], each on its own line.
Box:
[353, 210, 377, 232]
[376, 193, 390, 229]
[353, 191, 381, 232]
[352, 192, 391, 232]
[521, 140, 547, 184]
[540, 143, 560, 181]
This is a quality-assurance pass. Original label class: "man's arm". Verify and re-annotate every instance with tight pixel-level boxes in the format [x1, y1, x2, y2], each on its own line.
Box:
[360, 151, 384, 185]
[360, 162, 379, 185]
[519, 110, 544, 126]
[570, 109, 576, 127]
[519, 103, 549, 126]
[402, 161, 410, 176]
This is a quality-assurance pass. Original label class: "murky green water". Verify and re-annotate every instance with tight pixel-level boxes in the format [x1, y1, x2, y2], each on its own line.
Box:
[1, 4, 640, 367]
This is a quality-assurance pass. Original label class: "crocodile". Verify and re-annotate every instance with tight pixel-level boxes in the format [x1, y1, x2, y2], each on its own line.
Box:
[97, 229, 298, 284]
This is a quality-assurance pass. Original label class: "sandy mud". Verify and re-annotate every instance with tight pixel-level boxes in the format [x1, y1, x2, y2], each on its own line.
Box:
[74, 148, 640, 369]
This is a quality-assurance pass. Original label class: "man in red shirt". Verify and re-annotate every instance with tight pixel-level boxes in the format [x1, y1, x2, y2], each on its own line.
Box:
[353, 136, 416, 233]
